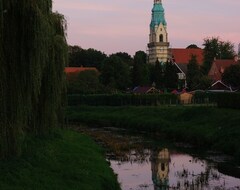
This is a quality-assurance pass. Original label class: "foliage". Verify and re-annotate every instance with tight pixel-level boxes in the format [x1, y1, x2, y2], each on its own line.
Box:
[68, 94, 178, 106]
[132, 51, 150, 86]
[186, 44, 200, 49]
[110, 52, 133, 66]
[67, 70, 104, 94]
[216, 93, 240, 109]
[193, 92, 240, 109]
[69, 46, 107, 70]
[202, 37, 235, 73]
[153, 59, 164, 89]
[222, 64, 240, 88]
[164, 61, 178, 90]
[0, 130, 120, 190]
[100, 55, 131, 91]
[197, 76, 212, 90]
[186, 55, 202, 90]
[0, 1, 68, 158]
[66, 106, 240, 162]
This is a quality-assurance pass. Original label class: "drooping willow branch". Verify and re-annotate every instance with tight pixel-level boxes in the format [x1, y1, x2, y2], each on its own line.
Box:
[0, 0, 68, 159]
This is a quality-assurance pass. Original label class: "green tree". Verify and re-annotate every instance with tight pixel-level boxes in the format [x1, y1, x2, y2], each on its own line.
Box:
[153, 59, 164, 89]
[222, 64, 240, 87]
[69, 46, 107, 70]
[100, 56, 131, 91]
[67, 70, 103, 94]
[0, 1, 68, 158]
[203, 37, 235, 73]
[186, 55, 202, 90]
[132, 51, 149, 86]
[197, 76, 212, 90]
[164, 61, 178, 90]
[111, 52, 133, 66]
[186, 44, 200, 49]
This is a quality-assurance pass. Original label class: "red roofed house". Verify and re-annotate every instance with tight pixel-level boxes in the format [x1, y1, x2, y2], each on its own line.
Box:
[65, 67, 98, 80]
[170, 48, 204, 65]
[208, 80, 232, 92]
[208, 59, 238, 82]
[170, 48, 204, 89]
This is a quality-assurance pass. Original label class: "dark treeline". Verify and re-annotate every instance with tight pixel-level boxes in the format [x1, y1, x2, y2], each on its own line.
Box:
[68, 37, 237, 93]
[0, 0, 68, 159]
[68, 49, 180, 93]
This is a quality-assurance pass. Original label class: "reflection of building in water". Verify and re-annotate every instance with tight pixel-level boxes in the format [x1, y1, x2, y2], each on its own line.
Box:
[151, 148, 170, 190]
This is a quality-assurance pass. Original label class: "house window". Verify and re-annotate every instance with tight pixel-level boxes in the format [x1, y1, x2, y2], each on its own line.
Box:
[160, 34, 163, 42]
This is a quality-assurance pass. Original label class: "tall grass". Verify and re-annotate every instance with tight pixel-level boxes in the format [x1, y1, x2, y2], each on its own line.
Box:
[0, 130, 120, 190]
[66, 106, 240, 162]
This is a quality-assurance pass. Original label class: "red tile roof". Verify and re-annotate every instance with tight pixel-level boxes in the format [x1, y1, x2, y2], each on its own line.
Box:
[214, 60, 238, 71]
[65, 67, 98, 81]
[170, 48, 204, 65]
[65, 67, 97, 74]
[208, 59, 238, 81]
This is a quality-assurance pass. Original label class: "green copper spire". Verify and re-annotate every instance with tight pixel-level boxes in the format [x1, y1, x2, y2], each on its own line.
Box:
[150, 0, 167, 29]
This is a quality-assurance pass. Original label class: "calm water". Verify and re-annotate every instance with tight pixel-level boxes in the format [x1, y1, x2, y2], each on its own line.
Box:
[78, 126, 240, 190]
[109, 149, 240, 190]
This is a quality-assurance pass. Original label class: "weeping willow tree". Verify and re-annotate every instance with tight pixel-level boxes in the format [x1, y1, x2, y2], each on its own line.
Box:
[0, 0, 68, 159]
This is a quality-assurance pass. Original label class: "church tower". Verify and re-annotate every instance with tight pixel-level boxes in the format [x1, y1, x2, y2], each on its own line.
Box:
[148, 0, 170, 64]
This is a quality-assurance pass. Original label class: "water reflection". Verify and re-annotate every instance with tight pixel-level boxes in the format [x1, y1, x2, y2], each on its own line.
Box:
[110, 148, 240, 190]
[150, 148, 240, 190]
[151, 148, 170, 190]
[75, 126, 240, 190]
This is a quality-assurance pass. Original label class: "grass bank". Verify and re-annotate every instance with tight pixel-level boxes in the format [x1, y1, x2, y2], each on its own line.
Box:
[0, 130, 120, 190]
[66, 106, 240, 162]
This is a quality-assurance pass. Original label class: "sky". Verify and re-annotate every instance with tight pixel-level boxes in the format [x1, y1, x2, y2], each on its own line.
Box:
[53, 0, 240, 56]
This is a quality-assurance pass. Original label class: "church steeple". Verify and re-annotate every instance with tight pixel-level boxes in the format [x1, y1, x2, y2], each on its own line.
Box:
[150, 0, 167, 30]
[148, 0, 170, 64]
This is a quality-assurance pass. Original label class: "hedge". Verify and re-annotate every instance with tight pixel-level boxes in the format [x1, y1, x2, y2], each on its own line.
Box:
[68, 94, 178, 106]
[193, 92, 240, 109]
[68, 92, 240, 109]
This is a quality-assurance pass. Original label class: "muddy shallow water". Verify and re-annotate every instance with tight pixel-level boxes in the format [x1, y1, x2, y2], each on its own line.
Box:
[76, 126, 240, 190]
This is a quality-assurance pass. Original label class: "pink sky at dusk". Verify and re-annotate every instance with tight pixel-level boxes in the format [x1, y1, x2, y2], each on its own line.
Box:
[53, 0, 240, 56]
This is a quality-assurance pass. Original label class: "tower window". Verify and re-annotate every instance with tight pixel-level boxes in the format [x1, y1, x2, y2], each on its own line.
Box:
[160, 34, 163, 42]
[161, 163, 165, 171]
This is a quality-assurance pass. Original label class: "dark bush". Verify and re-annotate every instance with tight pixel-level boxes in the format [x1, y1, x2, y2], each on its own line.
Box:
[68, 94, 178, 106]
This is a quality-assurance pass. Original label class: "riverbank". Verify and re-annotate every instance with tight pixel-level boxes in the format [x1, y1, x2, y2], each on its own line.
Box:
[0, 129, 120, 190]
[66, 106, 240, 162]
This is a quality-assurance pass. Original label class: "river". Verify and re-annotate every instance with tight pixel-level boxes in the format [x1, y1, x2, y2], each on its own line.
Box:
[77, 126, 240, 190]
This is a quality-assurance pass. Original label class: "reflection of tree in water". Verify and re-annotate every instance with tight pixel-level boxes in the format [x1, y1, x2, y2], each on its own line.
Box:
[151, 149, 225, 190]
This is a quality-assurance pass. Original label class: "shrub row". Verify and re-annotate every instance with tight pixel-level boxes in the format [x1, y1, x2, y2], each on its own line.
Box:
[68, 94, 178, 106]
[193, 92, 240, 109]
[216, 93, 240, 109]
[68, 92, 240, 109]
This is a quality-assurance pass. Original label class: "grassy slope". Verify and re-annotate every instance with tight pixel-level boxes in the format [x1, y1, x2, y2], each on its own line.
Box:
[0, 130, 120, 190]
[66, 106, 240, 161]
